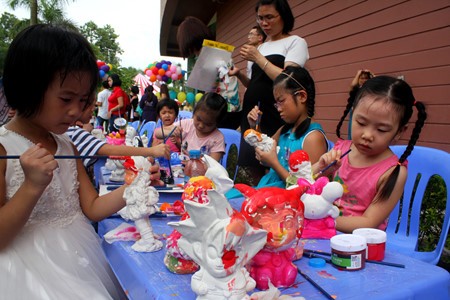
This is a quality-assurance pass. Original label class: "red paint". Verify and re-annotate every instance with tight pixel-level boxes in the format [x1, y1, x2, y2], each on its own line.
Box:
[222, 249, 238, 269]
[367, 242, 386, 261]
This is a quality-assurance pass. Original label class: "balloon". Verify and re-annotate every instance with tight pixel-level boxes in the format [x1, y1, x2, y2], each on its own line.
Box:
[170, 65, 177, 73]
[165, 70, 172, 77]
[150, 75, 157, 82]
[167, 78, 172, 84]
[177, 92, 187, 102]
[162, 63, 168, 71]
[158, 68, 165, 76]
[169, 90, 177, 99]
[156, 63, 162, 69]
[195, 93, 204, 102]
[99, 70, 105, 78]
[107, 64, 113, 71]
[145, 70, 152, 76]
[176, 66, 182, 74]
[152, 66, 159, 75]
[178, 74, 183, 80]
[97, 60, 105, 67]
[157, 75, 162, 81]
[162, 75, 168, 82]
[100, 64, 110, 72]
[155, 92, 161, 98]
[186, 92, 195, 106]
[171, 73, 178, 81]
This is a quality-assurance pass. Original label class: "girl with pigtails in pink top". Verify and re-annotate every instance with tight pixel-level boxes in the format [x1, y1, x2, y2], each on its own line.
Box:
[312, 75, 427, 233]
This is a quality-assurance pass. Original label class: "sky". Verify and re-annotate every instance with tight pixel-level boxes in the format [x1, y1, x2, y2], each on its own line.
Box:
[1, 0, 186, 71]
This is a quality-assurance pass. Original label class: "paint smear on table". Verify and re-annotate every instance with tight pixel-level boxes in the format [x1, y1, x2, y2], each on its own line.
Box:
[318, 270, 335, 279]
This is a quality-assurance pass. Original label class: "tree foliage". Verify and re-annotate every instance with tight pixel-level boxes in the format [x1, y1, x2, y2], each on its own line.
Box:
[80, 21, 123, 67]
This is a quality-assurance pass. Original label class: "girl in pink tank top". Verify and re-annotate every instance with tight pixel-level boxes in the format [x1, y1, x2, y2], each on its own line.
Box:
[312, 76, 427, 233]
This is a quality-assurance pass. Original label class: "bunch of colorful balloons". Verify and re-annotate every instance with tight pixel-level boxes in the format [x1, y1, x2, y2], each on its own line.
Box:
[144, 60, 185, 84]
[181, 92, 204, 106]
[97, 60, 113, 81]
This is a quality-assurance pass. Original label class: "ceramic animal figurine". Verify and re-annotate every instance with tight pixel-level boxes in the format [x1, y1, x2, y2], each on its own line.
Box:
[297, 177, 342, 239]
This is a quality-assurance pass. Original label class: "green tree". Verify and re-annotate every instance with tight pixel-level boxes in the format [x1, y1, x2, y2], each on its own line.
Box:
[0, 12, 28, 74]
[6, 0, 74, 25]
[80, 21, 123, 67]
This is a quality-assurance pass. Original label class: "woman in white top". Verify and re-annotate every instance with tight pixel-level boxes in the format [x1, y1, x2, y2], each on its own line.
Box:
[231, 0, 310, 185]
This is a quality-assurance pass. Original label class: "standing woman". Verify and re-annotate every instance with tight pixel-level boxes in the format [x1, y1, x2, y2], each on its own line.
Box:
[139, 85, 158, 123]
[159, 83, 170, 100]
[232, 0, 309, 184]
[107, 73, 128, 133]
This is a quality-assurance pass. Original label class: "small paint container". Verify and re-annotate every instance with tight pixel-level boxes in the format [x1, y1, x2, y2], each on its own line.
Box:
[353, 228, 387, 261]
[330, 234, 366, 271]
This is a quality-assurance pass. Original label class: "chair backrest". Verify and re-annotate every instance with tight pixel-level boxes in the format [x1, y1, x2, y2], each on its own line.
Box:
[176, 110, 193, 122]
[139, 121, 156, 146]
[218, 128, 241, 181]
[129, 120, 140, 130]
[327, 140, 335, 151]
[386, 145, 450, 264]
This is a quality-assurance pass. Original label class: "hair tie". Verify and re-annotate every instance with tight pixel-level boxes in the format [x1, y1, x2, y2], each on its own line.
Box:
[280, 72, 306, 90]
[413, 100, 417, 106]
[397, 161, 402, 166]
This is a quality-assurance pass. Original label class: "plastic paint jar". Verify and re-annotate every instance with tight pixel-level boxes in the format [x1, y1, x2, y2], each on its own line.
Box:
[330, 234, 366, 271]
[353, 228, 387, 261]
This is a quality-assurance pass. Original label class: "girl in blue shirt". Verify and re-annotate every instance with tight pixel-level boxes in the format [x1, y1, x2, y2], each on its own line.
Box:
[247, 66, 328, 188]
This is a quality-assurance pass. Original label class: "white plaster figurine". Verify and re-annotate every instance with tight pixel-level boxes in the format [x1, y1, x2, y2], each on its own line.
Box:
[286, 150, 314, 188]
[120, 156, 163, 252]
[169, 189, 267, 300]
[297, 176, 342, 239]
[243, 129, 274, 152]
[125, 126, 137, 146]
[105, 157, 126, 182]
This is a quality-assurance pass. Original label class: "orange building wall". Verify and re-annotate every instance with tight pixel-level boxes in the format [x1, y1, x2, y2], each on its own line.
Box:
[216, 0, 450, 152]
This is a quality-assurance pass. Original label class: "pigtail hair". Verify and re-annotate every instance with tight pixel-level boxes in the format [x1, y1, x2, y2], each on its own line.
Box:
[376, 100, 427, 202]
[336, 87, 357, 138]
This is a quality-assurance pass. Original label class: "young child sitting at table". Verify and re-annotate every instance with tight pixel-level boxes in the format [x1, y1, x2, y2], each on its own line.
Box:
[176, 92, 228, 162]
[67, 101, 170, 169]
[247, 66, 328, 188]
[312, 75, 427, 233]
[152, 98, 181, 153]
[0, 24, 133, 299]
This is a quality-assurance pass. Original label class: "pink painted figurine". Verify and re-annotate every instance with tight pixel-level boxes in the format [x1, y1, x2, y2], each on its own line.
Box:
[235, 184, 307, 290]
[297, 177, 342, 239]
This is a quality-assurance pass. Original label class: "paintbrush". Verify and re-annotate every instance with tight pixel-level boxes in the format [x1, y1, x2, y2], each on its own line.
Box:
[297, 268, 334, 300]
[313, 149, 351, 179]
[163, 126, 177, 143]
[160, 126, 174, 183]
[303, 249, 405, 268]
[0, 155, 109, 160]
[255, 101, 262, 132]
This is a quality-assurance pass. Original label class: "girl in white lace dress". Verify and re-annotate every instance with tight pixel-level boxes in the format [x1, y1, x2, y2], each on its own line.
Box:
[0, 24, 127, 299]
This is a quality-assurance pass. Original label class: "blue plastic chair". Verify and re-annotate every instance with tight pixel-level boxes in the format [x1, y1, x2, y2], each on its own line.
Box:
[327, 140, 335, 151]
[386, 145, 450, 265]
[129, 120, 140, 130]
[218, 128, 241, 181]
[139, 121, 156, 146]
[176, 110, 193, 121]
